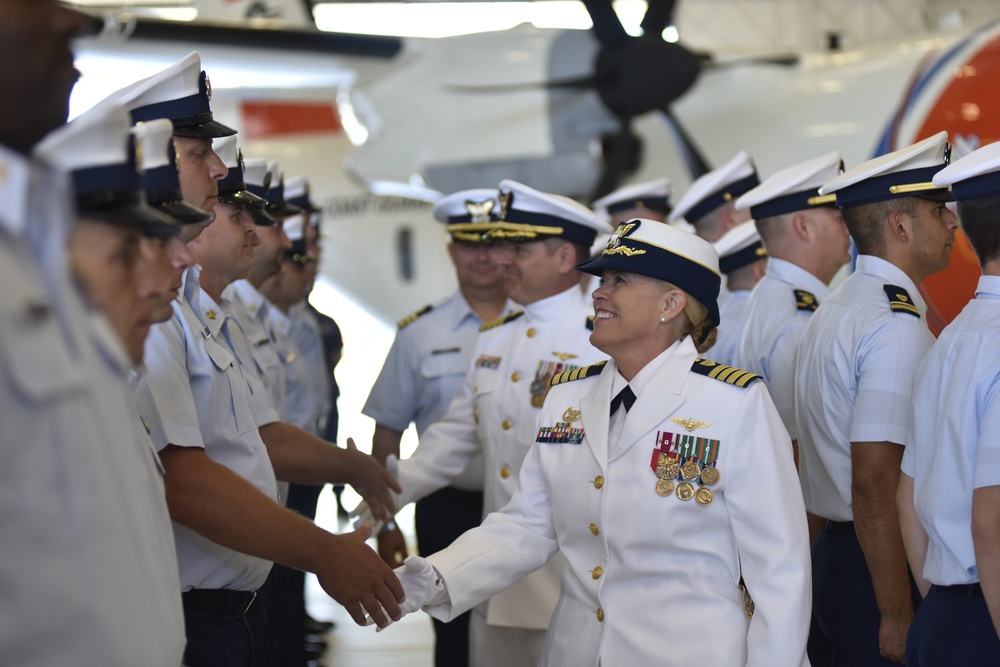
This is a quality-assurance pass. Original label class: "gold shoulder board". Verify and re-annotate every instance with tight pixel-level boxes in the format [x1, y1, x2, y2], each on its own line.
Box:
[479, 310, 525, 332]
[690, 358, 762, 388]
[882, 285, 920, 318]
[397, 304, 433, 329]
[550, 360, 608, 387]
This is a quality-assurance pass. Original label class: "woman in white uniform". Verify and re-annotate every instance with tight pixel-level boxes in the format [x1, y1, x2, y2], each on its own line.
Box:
[390, 219, 811, 667]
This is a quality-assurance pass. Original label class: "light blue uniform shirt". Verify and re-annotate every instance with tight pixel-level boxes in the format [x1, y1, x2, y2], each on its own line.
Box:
[228, 279, 286, 419]
[902, 275, 1000, 585]
[795, 255, 934, 521]
[0, 145, 184, 665]
[736, 257, 831, 440]
[289, 301, 332, 437]
[136, 265, 278, 591]
[266, 303, 320, 435]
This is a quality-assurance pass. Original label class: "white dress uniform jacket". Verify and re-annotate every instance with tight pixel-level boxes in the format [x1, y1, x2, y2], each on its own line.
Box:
[903, 275, 1000, 585]
[363, 291, 515, 488]
[395, 286, 606, 629]
[426, 337, 811, 667]
[713, 287, 750, 367]
[0, 147, 185, 666]
[795, 255, 934, 520]
[135, 266, 279, 591]
[736, 257, 831, 440]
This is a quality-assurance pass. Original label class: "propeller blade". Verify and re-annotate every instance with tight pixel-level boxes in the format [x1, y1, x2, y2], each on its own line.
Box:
[590, 122, 643, 201]
[703, 53, 800, 69]
[639, 0, 678, 38]
[444, 75, 598, 94]
[78, 14, 403, 59]
[661, 107, 711, 179]
[580, 0, 629, 48]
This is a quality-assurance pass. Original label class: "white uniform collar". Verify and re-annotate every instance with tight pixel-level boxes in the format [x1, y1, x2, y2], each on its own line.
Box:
[268, 303, 292, 334]
[976, 275, 1000, 299]
[611, 338, 683, 398]
[765, 257, 832, 299]
[856, 254, 928, 314]
[0, 144, 33, 238]
[196, 286, 230, 337]
[522, 285, 586, 323]
[451, 291, 517, 331]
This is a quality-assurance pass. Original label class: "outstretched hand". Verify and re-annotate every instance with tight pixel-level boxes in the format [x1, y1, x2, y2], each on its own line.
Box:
[316, 523, 405, 628]
[345, 437, 400, 524]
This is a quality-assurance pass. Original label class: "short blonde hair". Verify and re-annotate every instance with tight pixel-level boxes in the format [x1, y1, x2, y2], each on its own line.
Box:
[663, 281, 718, 354]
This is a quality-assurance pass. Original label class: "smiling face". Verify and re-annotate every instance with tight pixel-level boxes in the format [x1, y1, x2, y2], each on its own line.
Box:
[70, 219, 158, 365]
[590, 269, 688, 376]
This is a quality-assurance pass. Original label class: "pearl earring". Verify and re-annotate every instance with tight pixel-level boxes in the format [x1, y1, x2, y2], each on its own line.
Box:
[660, 317, 666, 323]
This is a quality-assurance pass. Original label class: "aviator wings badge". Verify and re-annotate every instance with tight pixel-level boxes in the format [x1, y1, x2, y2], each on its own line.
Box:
[671, 417, 711, 432]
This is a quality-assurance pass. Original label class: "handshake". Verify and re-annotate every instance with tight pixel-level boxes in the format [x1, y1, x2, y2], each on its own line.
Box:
[366, 555, 450, 631]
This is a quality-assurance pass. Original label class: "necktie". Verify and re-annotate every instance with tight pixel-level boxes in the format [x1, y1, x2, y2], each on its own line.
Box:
[610, 385, 636, 416]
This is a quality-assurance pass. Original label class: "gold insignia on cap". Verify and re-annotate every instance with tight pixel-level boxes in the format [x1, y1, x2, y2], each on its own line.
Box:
[133, 138, 145, 173]
[552, 351, 578, 361]
[204, 73, 213, 100]
[497, 190, 512, 220]
[0, 161, 7, 183]
[465, 199, 495, 224]
[562, 407, 582, 423]
[671, 417, 711, 432]
[603, 221, 647, 257]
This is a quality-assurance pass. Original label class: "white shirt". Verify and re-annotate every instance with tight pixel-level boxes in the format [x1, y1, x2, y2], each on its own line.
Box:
[363, 291, 514, 489]
[0, 145, 184, 666]
[736, 257, 831, 440]
[136, 265, 278, 591]
[795, 255, 934, 521]
[713, 287, 751, 367]
[396, 286, 606, 629]
[903, 275, 1000, 585]
[427, 337, 810, 667]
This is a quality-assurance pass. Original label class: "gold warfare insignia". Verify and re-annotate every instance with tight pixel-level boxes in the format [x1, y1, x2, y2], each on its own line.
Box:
[465, 198, 495, 224]
[552, 351, 578, 362]
[562, 407, 582, 423]
[671, 417, 711, 432]
[205, 309, 218, 321]
[497, 190, 512, 220]
[602, 222, 647, 257]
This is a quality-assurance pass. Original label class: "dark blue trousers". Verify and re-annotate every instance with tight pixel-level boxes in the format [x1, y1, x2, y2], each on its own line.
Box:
[182, 588, 267, 667]
[415, 486, 484, 667]
[907, 583, 1000, 666]
[810, 521, 919, 667]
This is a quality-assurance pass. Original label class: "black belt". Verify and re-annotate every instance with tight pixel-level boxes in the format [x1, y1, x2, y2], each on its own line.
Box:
[931, 583, 983, 598]
[824, 520, 855, 535]
[182, 588, 258, 615]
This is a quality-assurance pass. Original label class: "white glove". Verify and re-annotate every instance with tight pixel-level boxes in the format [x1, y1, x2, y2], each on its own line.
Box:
[350, 454, 403, 534]
[367, 555, 449, 631]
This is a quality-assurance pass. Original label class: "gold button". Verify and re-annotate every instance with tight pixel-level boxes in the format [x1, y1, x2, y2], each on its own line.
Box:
[511, 372, 521, 382]
[500, 467, 511, 479]
[596, 607, 604, 622]
[589, 523, 599, 536]
[591, 566, 602, 579]
[526, 328, 536, 338]
[502, 419, 512, 430]
[593, 476, 604, 489]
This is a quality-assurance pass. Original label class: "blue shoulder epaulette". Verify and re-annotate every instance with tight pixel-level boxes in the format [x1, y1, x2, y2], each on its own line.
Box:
[550, 360, 607, 386]
[794, 289, 819, 312]
[691, 358, 762, 388]
[397, 304, 433, 329]
[480, 310, 525, 332]
[586, 315, 596, 331]
[883, 285, 920, 318]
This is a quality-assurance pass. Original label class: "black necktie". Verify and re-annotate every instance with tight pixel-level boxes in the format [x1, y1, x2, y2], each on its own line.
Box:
[610, 386, 636, 416]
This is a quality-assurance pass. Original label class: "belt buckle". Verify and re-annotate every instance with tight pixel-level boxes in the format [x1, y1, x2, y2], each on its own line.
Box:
[243, 590, 257, 614]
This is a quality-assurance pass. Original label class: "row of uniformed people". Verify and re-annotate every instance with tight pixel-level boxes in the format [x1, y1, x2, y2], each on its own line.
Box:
[0, 30, 406, 667]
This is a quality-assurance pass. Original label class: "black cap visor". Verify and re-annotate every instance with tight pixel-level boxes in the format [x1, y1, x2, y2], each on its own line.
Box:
[248, 205, 278, 227]
[172, 117, 238, 139]
[154, 199, 213, 225]
[269, 200, 304, 218]
[79, 202, 182, 238]
[219, 187, 269, 209]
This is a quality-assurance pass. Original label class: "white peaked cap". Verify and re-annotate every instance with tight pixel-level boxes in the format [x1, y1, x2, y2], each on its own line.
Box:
[491, 179, 611, 246]
[735, 151, 843, 217]
[243, 157, 269, 189]
[132, 119, 175, 171]
[933, 140, 1000, 201]
[819, 131, 951, 206]
[36, 103, 132, 173]
[213, 135, 240, 169]
[592, 177, 672, 220]
[284, 213, 306, 242]
[669, 151, 759, 224]
[713, 220, 766, 274]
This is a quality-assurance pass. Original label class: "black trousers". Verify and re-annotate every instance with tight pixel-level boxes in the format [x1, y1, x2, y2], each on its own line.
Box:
[907, 583, 1000, 666]
[182, 588, 267, 667]
[810, 521, 920, 667]
[415, 486, 484, 667]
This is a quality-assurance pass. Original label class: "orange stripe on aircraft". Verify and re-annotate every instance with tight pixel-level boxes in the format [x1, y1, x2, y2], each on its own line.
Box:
[240, 101, 341, 139]
[914, 29, 1000, 334]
